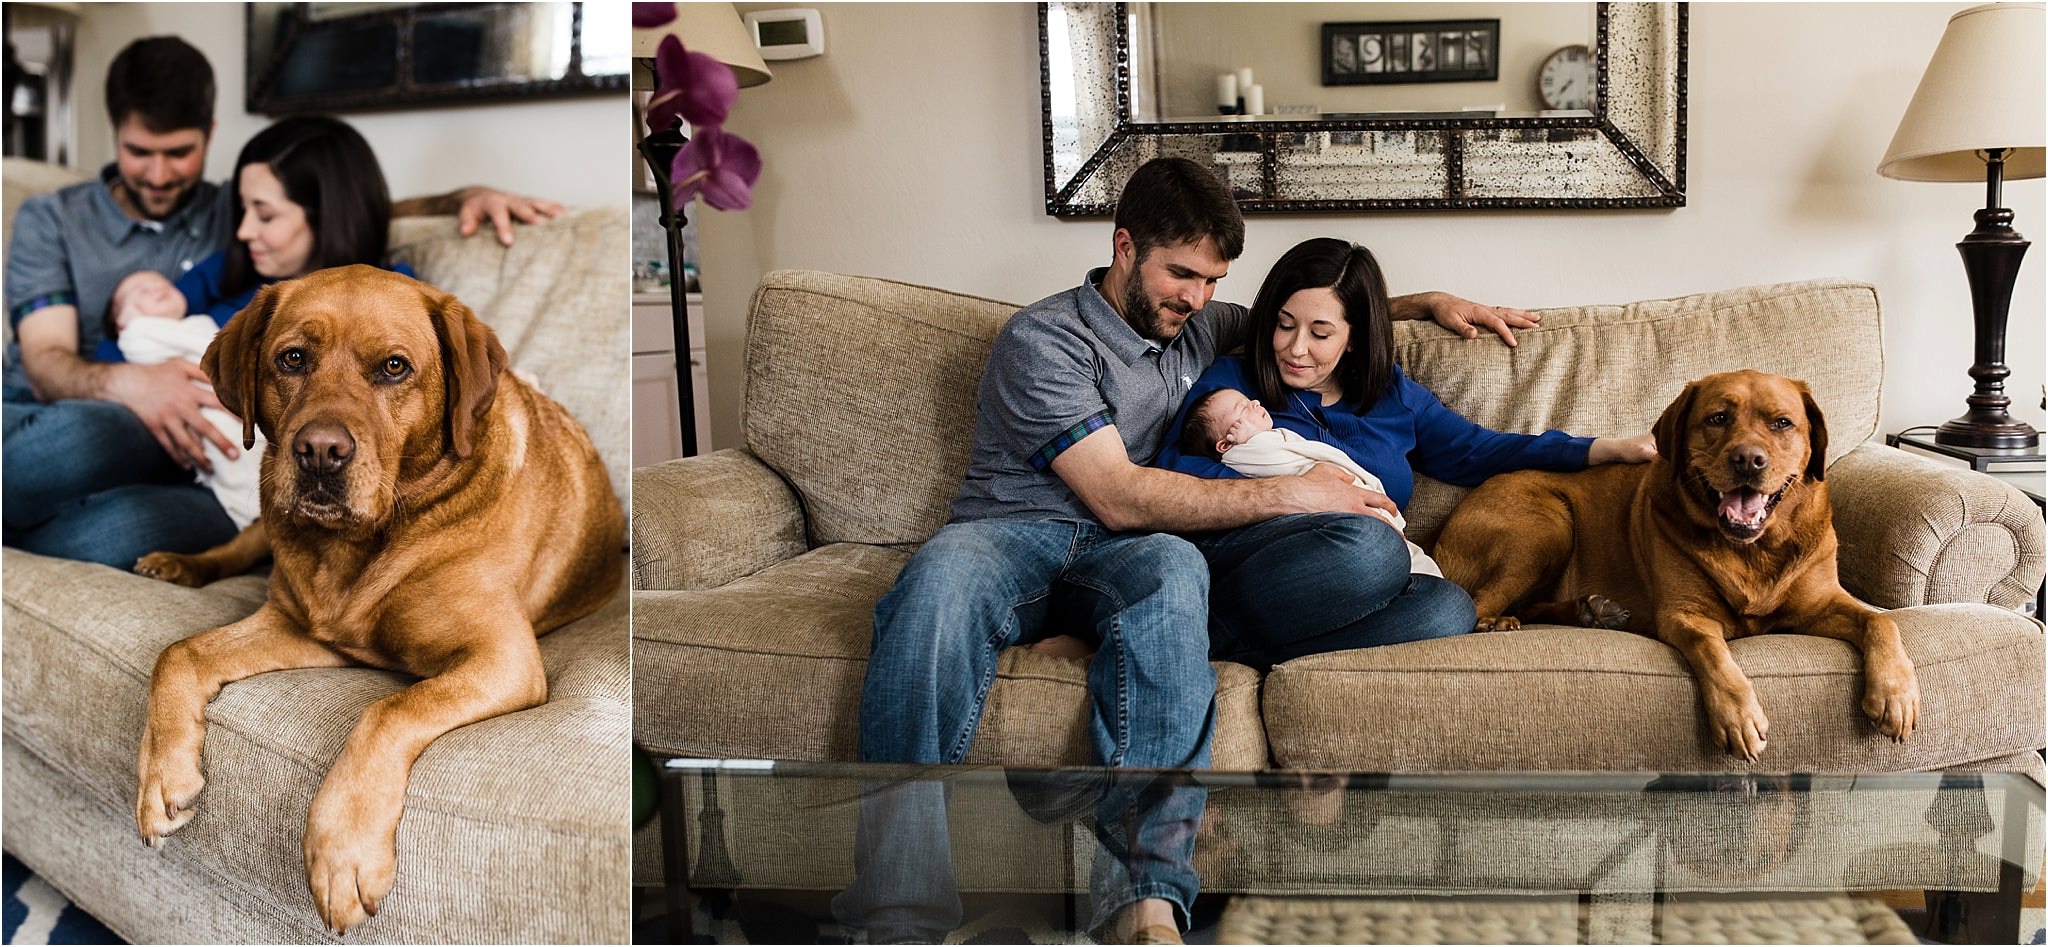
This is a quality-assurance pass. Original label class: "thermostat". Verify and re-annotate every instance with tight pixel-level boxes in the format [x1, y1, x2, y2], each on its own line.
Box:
[743, 9, 824, 61]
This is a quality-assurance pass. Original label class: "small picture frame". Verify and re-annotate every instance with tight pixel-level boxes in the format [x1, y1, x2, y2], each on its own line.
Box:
[1322, 19, 1499, 86]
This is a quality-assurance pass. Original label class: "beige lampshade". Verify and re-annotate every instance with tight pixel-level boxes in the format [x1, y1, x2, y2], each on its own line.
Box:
[632, 2, 772, 90]
[1878, 2, 2045, 182]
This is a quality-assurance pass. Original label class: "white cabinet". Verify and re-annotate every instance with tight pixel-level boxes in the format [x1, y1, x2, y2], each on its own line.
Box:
[631, 293, 709, 465]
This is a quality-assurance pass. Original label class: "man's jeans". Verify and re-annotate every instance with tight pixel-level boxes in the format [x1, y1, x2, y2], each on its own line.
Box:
[2, 394, 236, 568]
[833, 512, 1474, 941]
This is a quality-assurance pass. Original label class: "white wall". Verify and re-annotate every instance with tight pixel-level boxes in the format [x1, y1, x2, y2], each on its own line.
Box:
[71, 3, 625, 209]
[701, 2, 2045, 454]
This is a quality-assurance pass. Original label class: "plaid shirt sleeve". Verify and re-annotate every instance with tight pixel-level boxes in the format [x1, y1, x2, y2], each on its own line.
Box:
[5, 196, 79, 331]
[982, 317, 1115, 472]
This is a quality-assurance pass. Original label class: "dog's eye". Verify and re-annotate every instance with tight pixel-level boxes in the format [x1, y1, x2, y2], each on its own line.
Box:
[378, 356, 412, 382]
[1705, 411, 1730, 426]
[1771, 417, 1794, 431]
[276, 348, 307, 373]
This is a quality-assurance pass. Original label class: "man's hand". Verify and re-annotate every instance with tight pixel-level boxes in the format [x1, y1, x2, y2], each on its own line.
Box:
[453, 187, 565, 246]
[1589, 432, 1658, 465]
[103, 361, 237, 472]
[1288, 463, 1401, 520]
[1394, 291, 1541, 347]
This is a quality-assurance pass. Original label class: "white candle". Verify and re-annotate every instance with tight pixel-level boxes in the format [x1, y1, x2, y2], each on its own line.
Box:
[1236, 67, 1253, 93]
[1216, 73, 1238, 109]
[1246, 83, 1264, 115]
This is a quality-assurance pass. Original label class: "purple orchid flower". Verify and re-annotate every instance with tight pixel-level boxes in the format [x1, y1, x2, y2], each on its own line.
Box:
[632, 3, 676, 28]
[672, 125, 762, 212]
[645, 35, 737, 133]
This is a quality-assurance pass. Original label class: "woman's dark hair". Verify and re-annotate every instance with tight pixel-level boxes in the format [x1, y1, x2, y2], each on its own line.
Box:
[1247, 237, 1395, 413]
[220, 115, 391, 297]
[106, 37, 214, 133]
[1114, 157, 1246, 264]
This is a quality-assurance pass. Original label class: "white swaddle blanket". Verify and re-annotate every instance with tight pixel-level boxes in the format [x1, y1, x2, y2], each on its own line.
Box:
[1220, 427, 1442, 577]
[117, 316, 264, 530]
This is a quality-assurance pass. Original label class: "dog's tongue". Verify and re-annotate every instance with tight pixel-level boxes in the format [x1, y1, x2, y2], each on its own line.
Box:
[1719, 488, 1768, 525]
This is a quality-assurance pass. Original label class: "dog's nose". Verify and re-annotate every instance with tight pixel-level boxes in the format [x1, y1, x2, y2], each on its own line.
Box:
[294, 422, 355, 475]
[1729, 445, 1769, 474]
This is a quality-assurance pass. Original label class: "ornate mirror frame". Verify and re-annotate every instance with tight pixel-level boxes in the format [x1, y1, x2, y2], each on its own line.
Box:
[247, 2, 628, 115]
[1041, 2, 1687, 215]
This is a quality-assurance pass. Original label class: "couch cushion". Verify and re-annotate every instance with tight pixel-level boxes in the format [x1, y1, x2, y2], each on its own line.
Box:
[1395, 279, 1884, 543]
[387, 207, 631, 507]
[1261, 605, 2043, 772]
[0, 548, 631, 942]
[744, 270, 1015, 547]
[633, 542, 1270, 768]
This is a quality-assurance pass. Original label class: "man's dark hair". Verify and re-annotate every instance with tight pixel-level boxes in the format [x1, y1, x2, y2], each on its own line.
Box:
[1176, 388, 1232, 459]
[105, 37, 215, 133]
[221, 115, 392, 297]
[1247, 237, 1395, 414]
[1113, 157, 1245, 263]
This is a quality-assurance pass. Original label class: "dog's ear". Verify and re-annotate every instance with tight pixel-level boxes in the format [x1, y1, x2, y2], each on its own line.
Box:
[203, 283, 285, 450]
[1798, 382, 1829, 482]
[1653, 380, 1698, 476]
[426, 289, 508, 459]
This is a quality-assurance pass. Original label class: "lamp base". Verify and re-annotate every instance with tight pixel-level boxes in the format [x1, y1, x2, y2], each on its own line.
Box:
[1934, 416, 2040, 450]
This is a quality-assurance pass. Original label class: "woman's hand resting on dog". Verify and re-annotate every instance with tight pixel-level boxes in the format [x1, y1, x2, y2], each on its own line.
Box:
[1589, 432, 1658, 465]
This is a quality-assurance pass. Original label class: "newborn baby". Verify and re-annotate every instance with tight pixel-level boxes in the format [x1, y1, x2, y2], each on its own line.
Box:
[111, 270, 264, 530]
[1186, 387, 1440, 577]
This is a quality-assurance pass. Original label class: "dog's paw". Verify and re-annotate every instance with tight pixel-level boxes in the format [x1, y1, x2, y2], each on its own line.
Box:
[135, 740, 205, 847]
[1576, 595, 1631, 630]
[133, 552, 211, 588]
[1862, 670, 1921, 743]
[1705, 688, 1770, 762]
[304, 817, 397, 935]
[1475, 615, 1521, 633]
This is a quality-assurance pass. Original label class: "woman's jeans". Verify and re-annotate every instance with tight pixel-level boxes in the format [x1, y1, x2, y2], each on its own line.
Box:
[833, 512, 1474, 942]
[2, 394, 236, 568]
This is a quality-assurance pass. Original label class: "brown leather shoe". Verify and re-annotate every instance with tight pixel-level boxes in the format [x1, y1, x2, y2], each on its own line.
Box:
[1118, 923, 1184, 945]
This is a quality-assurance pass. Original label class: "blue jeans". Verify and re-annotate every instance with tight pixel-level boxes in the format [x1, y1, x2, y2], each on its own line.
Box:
[834, 513, 1475, 941]
[2, 395, 236, 568]
[1194, 512, 1477, 670]
[833, 521, 1215, 941]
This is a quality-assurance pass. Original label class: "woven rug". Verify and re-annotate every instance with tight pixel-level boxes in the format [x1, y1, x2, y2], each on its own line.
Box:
[2, 853, 123, 945]
[1218, 893, 1922, 945]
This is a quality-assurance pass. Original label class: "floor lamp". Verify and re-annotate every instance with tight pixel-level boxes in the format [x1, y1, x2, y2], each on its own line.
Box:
[632, 4, 770, 457]
[1879, 2, 2046, 450]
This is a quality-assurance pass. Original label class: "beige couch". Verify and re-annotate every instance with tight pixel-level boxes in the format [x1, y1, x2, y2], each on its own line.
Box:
[2, 163, 632, 943]
[632, 270, 2046, 881]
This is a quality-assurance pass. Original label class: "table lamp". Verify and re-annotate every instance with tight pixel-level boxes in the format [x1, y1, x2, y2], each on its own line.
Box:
[1878, 2, 2045, 450]
[633, 2, 770, 457]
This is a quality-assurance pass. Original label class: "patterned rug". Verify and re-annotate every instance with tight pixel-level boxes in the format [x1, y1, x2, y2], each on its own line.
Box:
[2, 853, 122, 945]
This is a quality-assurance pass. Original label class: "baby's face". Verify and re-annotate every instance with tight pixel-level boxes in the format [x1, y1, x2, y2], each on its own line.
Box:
[1205, 389, 1273, 452]
[112, 271, 184, 329]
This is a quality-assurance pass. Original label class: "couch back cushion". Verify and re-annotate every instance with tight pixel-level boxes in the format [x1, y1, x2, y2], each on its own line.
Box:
[746, 272, 1883, 550]
[387, 208, 631, 504]
[746, 270, 1016, 546]
[1394, 278, 1882, 542]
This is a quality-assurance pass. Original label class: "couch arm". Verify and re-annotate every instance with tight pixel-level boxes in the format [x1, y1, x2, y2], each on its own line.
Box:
[631, 449, 807, 591]
[1828, 443, 2046, 610]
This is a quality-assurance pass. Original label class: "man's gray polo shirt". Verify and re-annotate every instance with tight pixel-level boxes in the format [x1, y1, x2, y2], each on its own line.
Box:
[3, 164, 229, 393]
[949, 267, 1250, 525]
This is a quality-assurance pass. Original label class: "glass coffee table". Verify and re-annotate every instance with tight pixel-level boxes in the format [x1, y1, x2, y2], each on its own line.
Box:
[659, 760, 2044, 944]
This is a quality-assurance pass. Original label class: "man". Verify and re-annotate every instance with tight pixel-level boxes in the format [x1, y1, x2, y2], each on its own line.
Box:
[835, 157, 1535, 944]
[3, 36, 560, 568]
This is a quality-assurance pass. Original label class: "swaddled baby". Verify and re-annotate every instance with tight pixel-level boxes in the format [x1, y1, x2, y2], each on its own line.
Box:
[110, 270, 264, 529]
[1184, 386, 1441, 577]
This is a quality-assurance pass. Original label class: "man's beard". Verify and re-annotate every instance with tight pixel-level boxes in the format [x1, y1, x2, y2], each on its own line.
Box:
[1122, 279, 1192, 342]
[117, 177, 195, 220]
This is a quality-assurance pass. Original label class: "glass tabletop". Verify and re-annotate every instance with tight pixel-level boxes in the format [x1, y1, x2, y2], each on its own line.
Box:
[657, 760, 2045, 944]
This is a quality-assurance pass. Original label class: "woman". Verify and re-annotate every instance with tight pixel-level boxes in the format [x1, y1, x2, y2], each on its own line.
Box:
[19, 116, 408, 568]
[1153, 237, 1655, 667]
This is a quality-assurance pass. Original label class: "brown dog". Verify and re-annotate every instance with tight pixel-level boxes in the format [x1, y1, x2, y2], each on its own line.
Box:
[130, 265, 623, 934]
[1433, 370, 1920, 761]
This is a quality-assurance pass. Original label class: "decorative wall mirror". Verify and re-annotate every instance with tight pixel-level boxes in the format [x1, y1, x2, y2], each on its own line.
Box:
[1041, 2, 1687, 215]
[247, 2, 629, 115]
